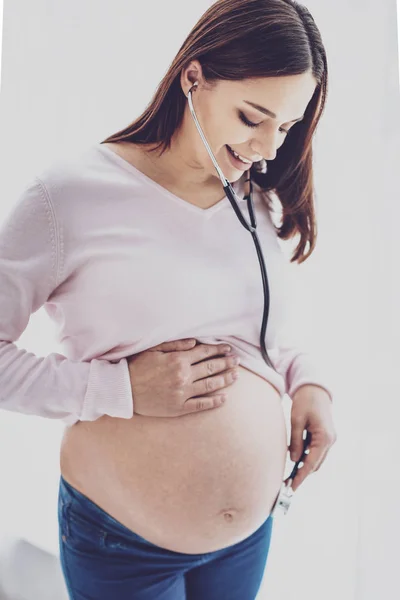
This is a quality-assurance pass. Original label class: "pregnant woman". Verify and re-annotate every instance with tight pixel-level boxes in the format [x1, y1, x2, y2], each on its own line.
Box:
[0, 0, 337, 598]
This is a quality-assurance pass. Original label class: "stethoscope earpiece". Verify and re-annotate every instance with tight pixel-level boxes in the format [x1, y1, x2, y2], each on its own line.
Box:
[188, 81, 199, 96]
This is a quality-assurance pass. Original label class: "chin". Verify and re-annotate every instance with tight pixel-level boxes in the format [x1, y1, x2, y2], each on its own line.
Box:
[228, 171, 246, 184]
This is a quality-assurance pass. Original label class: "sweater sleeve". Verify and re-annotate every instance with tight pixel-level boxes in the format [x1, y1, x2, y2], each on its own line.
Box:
[271, 346, 334, 401]
[0, 177, 134, 424]
[270, 262, 335, 402]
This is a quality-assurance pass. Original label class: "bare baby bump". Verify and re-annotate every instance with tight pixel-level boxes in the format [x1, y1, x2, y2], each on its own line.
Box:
[60, 365, 288, 554]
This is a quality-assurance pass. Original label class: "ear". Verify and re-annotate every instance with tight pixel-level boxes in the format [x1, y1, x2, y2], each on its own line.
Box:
[180, 59, 204, 96]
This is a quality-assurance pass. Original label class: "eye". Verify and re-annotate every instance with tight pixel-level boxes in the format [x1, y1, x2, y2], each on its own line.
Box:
[238, 111, 261, 128]
[238, 111, 289, 135]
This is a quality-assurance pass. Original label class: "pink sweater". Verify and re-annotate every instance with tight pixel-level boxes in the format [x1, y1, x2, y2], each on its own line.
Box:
[0, 143, 333, 425]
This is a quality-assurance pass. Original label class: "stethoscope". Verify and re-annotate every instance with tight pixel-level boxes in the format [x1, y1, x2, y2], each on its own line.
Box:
[187, 81, 311, 516]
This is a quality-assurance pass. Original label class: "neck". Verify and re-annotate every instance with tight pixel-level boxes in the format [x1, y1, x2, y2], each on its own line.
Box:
[141, 132, 222, 192]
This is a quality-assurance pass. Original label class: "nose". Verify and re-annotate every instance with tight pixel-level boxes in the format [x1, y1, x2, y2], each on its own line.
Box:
[264, 147, 277, 161]
[251, 132, 279, 162]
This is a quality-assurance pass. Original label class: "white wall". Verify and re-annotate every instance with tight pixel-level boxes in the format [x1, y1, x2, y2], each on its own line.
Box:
[0, 1, 399, 599]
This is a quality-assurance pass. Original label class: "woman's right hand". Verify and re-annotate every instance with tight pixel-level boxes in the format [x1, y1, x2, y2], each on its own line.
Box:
[126, 339, 240, 417]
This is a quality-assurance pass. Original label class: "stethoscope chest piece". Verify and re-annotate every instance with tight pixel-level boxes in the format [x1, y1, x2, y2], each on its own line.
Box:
[270, 482, 294, 517]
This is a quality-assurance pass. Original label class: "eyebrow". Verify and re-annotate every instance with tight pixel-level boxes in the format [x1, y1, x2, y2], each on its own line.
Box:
[243, 100, 304, 123]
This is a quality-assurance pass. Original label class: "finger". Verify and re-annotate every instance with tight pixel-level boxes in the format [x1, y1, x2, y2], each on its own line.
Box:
[289, 445, 324, 492]
[289, 421, 306, 462]
[313, 446, 331, 472]
[188, 343, 233, 364]
[151, 339, 197, 352]
[312, 431, 337, 472]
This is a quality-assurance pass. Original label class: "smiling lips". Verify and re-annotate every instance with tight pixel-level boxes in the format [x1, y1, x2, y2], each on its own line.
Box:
[226, 145, 253, 165]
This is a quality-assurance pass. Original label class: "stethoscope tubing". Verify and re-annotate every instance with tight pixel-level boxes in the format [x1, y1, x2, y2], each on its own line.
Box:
[187, 86, 273, 368]
[187, 84, 312, 512]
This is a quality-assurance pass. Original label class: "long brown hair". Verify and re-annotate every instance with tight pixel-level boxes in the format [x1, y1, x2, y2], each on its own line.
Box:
[101, 0, 328, 264]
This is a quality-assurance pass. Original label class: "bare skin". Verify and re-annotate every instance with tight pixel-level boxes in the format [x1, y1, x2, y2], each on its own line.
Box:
[60, 62, 317, 553]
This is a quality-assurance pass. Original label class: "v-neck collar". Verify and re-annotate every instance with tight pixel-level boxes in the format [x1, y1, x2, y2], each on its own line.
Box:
[95, 143, 247, 218]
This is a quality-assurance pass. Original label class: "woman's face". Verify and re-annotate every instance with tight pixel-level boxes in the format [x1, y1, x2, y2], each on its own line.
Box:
[179, 62, 317, 183]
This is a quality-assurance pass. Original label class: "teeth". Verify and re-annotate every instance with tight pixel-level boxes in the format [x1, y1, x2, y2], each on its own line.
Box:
[230, 147, 252, 164]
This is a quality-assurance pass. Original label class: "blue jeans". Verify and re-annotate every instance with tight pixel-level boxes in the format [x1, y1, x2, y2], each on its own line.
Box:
[58, 475, 274, 599]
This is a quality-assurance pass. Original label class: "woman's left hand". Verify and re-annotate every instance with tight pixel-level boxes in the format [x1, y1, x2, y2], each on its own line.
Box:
[285, 384, 337, 492]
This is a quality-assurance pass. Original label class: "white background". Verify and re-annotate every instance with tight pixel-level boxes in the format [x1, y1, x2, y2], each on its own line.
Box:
[0, 1, 399, 599]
